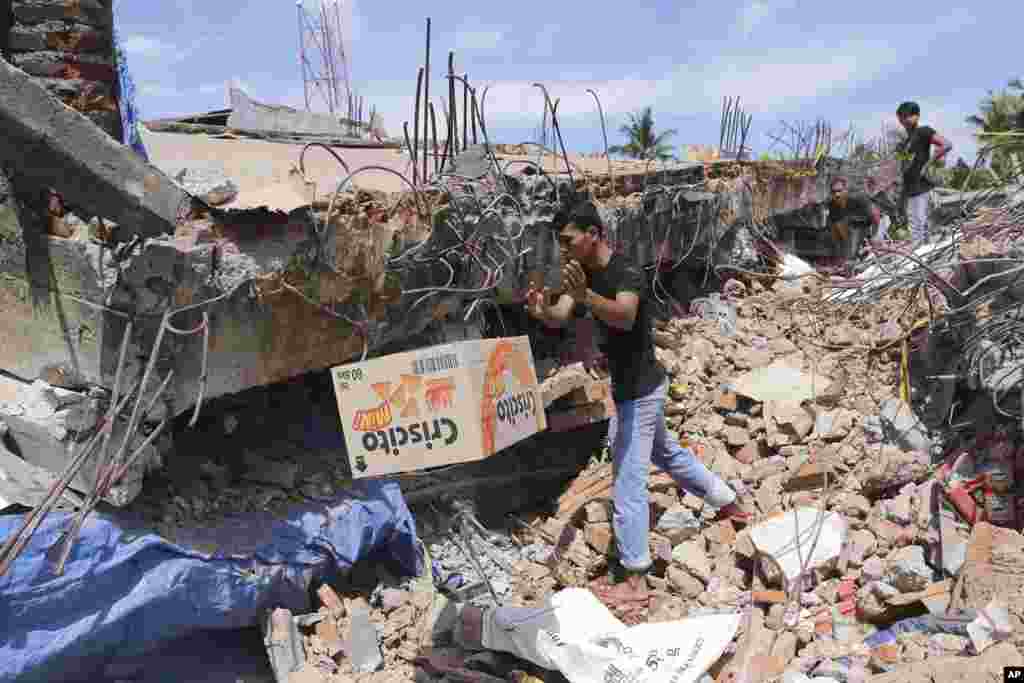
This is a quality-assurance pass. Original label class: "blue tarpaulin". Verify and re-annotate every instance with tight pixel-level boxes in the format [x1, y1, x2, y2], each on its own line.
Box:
[111, 8, 148, 160]
[0, 479, 422, 683]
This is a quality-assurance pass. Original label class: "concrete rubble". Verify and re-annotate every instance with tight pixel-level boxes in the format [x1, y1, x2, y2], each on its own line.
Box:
[223, 252, 1024, 682]
[2, 7, 1024, 682]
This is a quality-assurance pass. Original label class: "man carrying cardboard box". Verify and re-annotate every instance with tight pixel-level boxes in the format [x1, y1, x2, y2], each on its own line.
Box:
[524, 201, 749, 610]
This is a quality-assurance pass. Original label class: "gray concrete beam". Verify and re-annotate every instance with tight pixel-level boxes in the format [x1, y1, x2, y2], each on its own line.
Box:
[0, 58, 191, 239]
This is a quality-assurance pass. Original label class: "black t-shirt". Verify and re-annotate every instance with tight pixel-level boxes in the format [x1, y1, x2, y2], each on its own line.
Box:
[900, 125, 936, 197]
[828, 194, 875, 229]
[586, 253, 665, 402]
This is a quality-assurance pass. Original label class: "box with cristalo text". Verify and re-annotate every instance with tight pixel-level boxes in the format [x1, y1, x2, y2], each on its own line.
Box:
[330, 336, 546, 478]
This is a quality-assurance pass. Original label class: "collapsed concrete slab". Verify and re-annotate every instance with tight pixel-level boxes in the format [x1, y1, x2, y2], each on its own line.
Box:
[0, 58, 190, 240]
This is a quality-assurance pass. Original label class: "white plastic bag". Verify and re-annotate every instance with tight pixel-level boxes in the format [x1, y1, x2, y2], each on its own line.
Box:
[480, 588, 741, 683]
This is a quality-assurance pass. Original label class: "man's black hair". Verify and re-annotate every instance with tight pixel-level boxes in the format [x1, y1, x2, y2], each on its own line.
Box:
[897, 101, 921, 117]
[564, 201, 605, 237]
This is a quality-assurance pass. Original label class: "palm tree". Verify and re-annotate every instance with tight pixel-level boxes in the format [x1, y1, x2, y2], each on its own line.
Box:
[967, 79, 1024, 180]
[967, 79, 1024, 135]
[609, 107, 677, 162]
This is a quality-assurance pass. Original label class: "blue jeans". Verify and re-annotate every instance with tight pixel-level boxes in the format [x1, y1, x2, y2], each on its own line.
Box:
[907, 192, 931, 244]
[607, 379, 736, 572]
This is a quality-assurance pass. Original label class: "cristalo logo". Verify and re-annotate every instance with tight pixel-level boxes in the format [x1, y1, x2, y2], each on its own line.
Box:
[351, 401, 393, 431]
[496, 391, 536, 426]
[351, 376, 424, 431]
[361, 417, 459, 456]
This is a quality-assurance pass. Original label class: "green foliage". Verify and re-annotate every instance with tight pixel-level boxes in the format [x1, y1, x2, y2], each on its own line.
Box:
[968, 79, 1024, 183]
[609, 107, 677, 162]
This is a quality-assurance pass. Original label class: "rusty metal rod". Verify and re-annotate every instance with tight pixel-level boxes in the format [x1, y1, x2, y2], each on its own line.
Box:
[471, 80, 478, 145]
[462, 73, 469, 152]
[188, 312, 210, 429]
[96, 369, 174, 495]
[448, 51, 458, 156]
[92, 318, 133, 501]
[429, 102, 440, 175]
[587, 88, 612, 192]
[439, 101, 452, 173]
[404, 122, 416, 177]
[55, 409, 171, 576]
[412, 66, 423, 186]
[423, 17, 431, 183]
[108, 311, 170, 473]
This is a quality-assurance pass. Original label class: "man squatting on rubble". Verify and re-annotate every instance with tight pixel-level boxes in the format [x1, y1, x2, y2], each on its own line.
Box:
[896, 101, 952, 245]
[524, 201, 750, 606]
[827, 176, 881, 261]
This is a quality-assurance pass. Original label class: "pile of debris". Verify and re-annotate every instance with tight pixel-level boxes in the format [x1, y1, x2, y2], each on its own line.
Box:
[249, 270, 1024, 682]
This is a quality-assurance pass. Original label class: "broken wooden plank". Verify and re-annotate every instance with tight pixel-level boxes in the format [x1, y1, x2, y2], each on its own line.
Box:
[0, 58, 191, 239]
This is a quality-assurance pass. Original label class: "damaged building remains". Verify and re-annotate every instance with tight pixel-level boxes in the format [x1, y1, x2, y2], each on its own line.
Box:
[3, 3, 1024, 683]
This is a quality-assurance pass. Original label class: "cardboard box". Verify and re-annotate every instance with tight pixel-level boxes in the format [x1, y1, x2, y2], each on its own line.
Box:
[331, 336, 547, 478]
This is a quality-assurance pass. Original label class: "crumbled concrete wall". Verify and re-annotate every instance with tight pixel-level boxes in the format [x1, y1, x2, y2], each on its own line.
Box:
[0, 148, 840, 431]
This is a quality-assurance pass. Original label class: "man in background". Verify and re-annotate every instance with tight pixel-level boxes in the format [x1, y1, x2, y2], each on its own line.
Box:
[897, 101, 953, 245]
[827, 176, 880, 263]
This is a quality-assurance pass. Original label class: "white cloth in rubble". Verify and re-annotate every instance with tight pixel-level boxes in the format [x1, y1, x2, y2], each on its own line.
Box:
[480, 587, 741, 683]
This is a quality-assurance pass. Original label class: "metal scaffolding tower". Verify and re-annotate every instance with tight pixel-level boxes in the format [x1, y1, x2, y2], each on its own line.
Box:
[296, 0, 360, 121]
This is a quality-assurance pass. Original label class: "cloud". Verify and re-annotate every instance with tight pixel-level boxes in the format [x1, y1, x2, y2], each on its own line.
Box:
[528, 25, 558, 59]
[453, 20, 508, 52]
[350, 38, 892, 140]
[736, 0, 797, 37]
[138, 81, 183, 98]
[121, 34, 178, 60]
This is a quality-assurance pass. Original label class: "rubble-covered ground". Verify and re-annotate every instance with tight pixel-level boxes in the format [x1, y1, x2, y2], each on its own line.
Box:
[244, 253, 1024, 682]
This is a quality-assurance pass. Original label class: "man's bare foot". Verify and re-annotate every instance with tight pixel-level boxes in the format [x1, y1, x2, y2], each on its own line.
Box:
[589, 572, 649, 604]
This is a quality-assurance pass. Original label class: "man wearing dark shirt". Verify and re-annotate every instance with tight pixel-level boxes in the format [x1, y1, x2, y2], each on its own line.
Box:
[896, 101, 952, 245]
[524, 201, 747, 609]
[827, 176, 880, 260]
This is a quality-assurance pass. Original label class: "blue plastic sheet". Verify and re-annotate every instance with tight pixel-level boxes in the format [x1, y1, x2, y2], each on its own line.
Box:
[111, 18, 148, 161]
[0, 479, 422, 683]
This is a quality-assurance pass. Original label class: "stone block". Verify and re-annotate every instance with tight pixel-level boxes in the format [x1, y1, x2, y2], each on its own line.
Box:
[8, 22, 109, 53]
[885, 545, 932, 593]
[656, 505, 701, 545]
[0, 374, 156, 505]
[13, 0, 113, 28]
[11, 52, 116, 83]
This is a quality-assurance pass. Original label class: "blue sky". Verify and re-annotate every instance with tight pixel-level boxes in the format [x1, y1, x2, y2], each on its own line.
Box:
[116, 1, 1021, 164]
